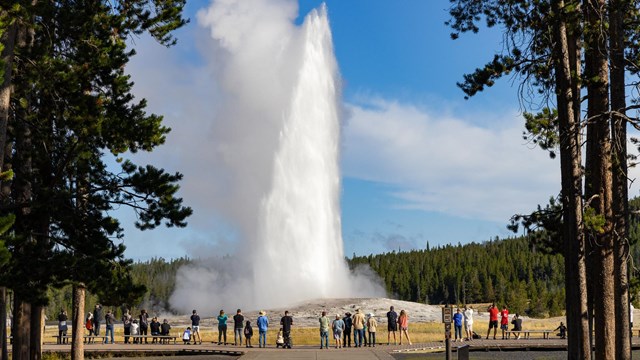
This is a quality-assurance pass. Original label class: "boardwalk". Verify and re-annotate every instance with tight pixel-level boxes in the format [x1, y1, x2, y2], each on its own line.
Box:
[34, 337, 640, 359]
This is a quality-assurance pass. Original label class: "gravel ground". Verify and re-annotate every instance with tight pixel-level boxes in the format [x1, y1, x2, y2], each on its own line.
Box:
[392, 349, 640, 360]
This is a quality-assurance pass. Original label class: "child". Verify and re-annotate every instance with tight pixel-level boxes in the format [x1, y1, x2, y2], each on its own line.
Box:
[555, 322, 567, 339]
[275, 328, 284, 348]
[244, 321, 253, 348]
[183, 327, 192, 345]
[131, 319, 140, 344]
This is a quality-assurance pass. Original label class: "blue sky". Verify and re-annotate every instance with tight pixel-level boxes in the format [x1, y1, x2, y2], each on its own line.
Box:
[119, 0, 580, 260]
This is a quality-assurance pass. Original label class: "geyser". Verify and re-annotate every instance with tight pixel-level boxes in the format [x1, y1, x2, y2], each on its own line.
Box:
[252, 5, 350, 307]
[169, 0, 384, 313]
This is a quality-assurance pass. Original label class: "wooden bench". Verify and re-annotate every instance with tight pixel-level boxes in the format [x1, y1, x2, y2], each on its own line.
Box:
[504, 330, 553, 339]
[51, 335, 108, 344]
[128, 334, 178, 344]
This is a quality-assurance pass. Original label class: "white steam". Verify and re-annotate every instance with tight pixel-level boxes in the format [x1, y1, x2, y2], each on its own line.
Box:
[169, 0, 385, 313]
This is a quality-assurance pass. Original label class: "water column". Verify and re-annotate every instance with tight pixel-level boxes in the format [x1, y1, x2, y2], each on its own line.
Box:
[254, 5, 351, 308]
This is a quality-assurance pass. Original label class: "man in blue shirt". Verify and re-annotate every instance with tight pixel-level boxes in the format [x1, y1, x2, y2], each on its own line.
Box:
[257, 311, 269, 348]
[453, 308, 464, 342]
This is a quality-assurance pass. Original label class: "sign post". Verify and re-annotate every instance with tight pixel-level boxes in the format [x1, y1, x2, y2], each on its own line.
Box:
[442, 305, 452, 360]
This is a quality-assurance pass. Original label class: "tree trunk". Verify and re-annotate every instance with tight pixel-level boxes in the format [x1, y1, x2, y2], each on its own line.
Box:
[0, 287, 6, 360]
[71, 284, 85, 360]
[584, 1, 614, 359]
[0, 18, 16, 173]
[551, 1, 590, 358]
[12, 296, 30, 360]
[609, 0, 630, 358]
[29, 305, 43, 360]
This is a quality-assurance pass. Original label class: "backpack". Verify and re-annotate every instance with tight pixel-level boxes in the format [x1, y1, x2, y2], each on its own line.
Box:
[472, 331, 481, 339]
[85, 319, 92, 330]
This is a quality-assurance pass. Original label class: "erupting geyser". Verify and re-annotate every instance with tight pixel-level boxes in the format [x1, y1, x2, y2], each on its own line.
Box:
[169, 1, 384, 313]
[253, 6, 351, 306]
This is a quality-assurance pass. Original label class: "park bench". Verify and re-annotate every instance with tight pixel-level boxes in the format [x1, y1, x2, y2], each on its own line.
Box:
[128, 334, 178, 344]
[504, 330, 553, 339]
[51, 335, 108, 344]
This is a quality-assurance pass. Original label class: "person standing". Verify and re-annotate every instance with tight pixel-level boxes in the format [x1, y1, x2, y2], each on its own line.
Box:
[332, 314, 345, 349]
[190, 310, 202, 344]
[131, 320, 140, 344]
[104, 310, 115, 344]
[217, 309, 228, 345]
[57, 309, 68, 344]
[343, 312, 352, 347]
[122, 310, 132, 344]
[366, 313, 377, 347]
[386, 306, 398, 345]
[257, 311, 269, 348]
[452, 308, 463, 342]
[280, 310, 293, 349]
[244, 321, 254, 348]
[233, 309, 244, 346]
[463, 305, 474, 340]
[352, 309, 366, 347]
[85, 312, 94, 339]
[319, 311, 330, 349]
[486, 304, 499, 340]
[397, 310, 412, 345]
[500, 306, 509, 339]
[139, 309, 149, 344]
[93, 304, 103, 336]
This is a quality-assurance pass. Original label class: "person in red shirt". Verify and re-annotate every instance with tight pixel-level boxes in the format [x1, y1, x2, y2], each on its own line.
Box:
[486, 303, 499, 340]
[500, 306, 509, 339]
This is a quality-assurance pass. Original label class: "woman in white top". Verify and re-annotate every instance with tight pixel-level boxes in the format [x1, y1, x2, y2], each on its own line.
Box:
[463, 306, 474, 341]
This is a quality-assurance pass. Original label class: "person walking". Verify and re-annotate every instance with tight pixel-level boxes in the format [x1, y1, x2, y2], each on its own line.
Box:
[217, 309, 228, 345]
[343, 312, 352, 347]
[233, 309, 244, 346]
[366, 313, 377, 347]
[397, 310, 412, 345]
[122, 310, 132, 344]
[452, 308, 463, 342]
[463, 305, 474, 341]
[190, 310, 202, 344]
[257, 311, 269, 348]
[386, 306, 398, 345]
[332, 314, 345, 349]
[352, 309, 366, 347]
[319, 311, 330, 349]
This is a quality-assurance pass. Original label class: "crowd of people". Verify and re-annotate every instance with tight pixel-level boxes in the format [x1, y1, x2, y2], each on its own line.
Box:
[61, 304, 414, 348]
[55, 301, 609, 347]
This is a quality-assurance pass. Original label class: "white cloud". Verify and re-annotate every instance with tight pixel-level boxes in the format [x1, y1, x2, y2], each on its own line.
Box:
[342, 97, 561, 222]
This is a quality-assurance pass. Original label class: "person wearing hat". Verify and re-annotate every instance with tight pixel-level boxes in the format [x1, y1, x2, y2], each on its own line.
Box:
[352, 309, 366, 347]
[343, 312, 352, 347]
[257, 311, 269, 348]
[332, 314, 345, 349]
